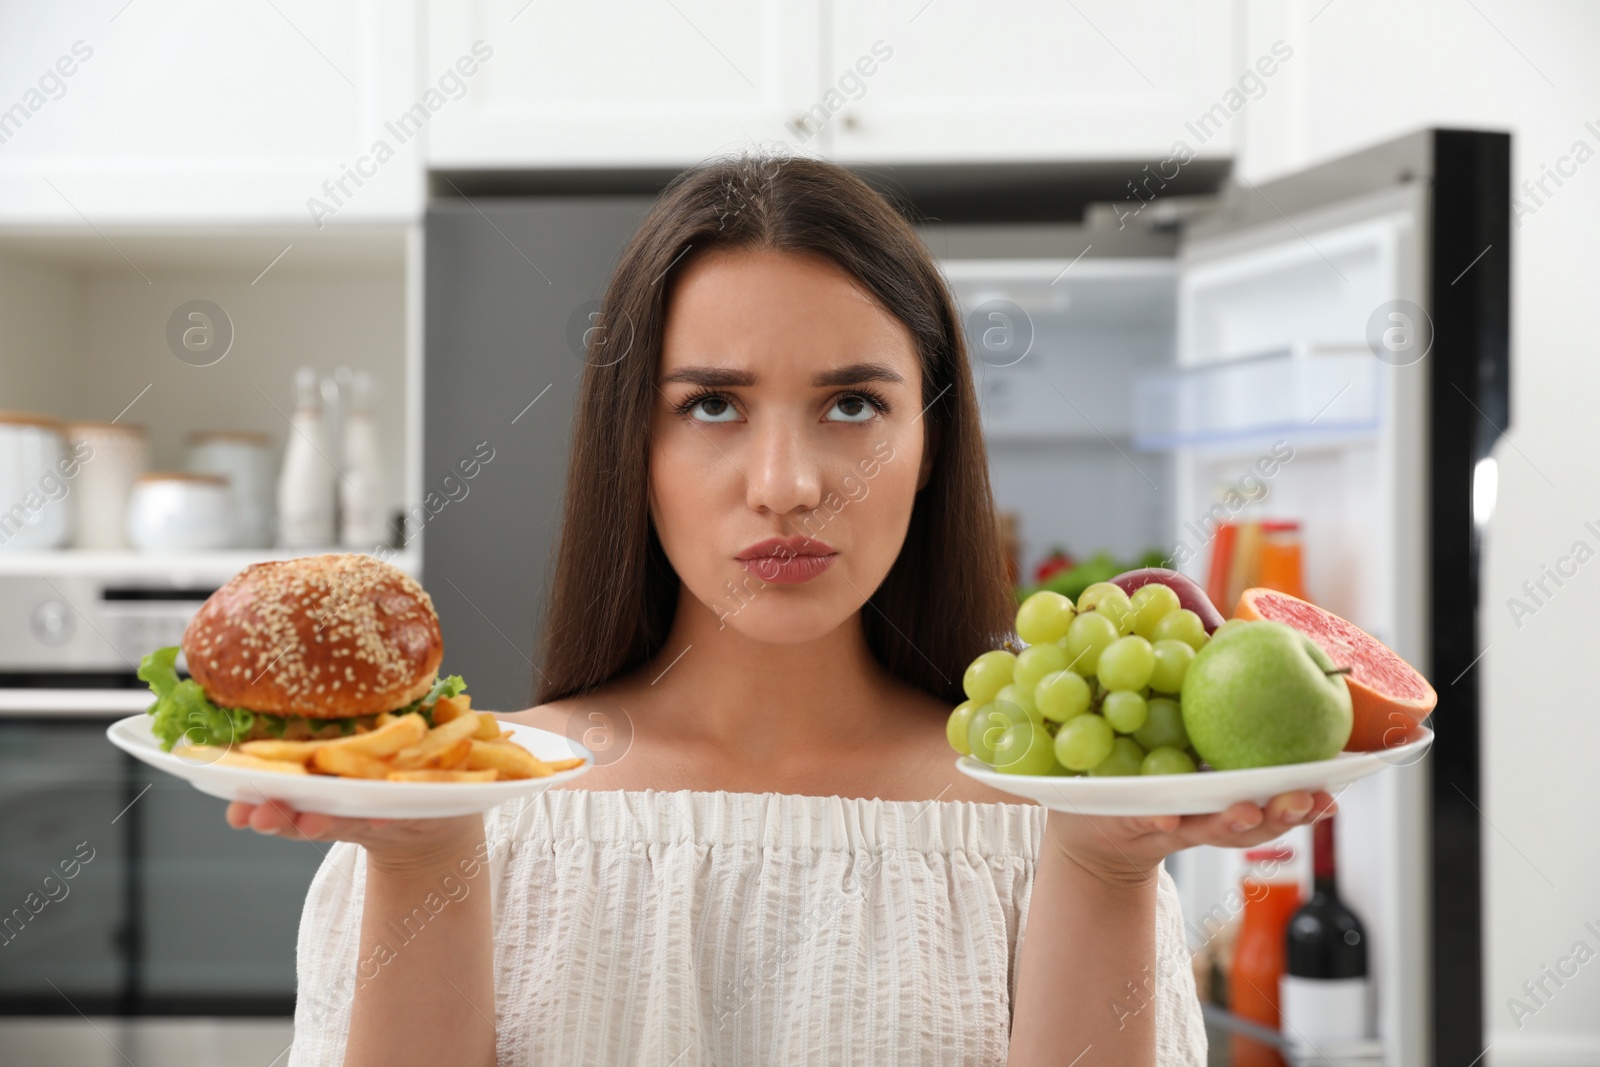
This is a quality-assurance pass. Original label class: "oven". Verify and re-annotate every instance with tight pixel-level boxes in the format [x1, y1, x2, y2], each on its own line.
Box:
[0, 572, 325, 1018]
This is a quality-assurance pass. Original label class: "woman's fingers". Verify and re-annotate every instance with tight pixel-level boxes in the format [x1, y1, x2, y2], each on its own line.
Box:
[226, 798, 397, 844]
[1134, 814, 1182, 835]
[225, 801, 255, 828]
[246, 798, 302, 836]
[1155, 801, 1265, 848]
[1188, 790, 1339, 849]
[1264, 789, 1316, 825]
[1131, 789, 1341, 853]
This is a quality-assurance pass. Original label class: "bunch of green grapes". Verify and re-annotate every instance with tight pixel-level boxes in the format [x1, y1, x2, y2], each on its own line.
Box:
[947, 582, 1211, 777]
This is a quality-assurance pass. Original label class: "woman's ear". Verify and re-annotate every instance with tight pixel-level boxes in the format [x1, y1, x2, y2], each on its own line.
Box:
[917, 421, 941, 491]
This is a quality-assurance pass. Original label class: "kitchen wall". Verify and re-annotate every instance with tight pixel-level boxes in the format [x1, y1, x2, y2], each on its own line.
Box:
[1233, 1, 1600, 1061]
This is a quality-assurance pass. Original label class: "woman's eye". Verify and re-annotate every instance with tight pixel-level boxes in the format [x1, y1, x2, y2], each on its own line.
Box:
[826, 394, 879, 423]
[687, 395, 740, 422]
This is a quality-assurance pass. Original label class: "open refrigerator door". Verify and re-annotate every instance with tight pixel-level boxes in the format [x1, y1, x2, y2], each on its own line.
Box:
[933, 130, 1507, 1065]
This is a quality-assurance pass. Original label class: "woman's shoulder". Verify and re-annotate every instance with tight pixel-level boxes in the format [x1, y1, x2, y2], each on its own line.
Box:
[495, 700, 574, 734]
[880, 682, 1027, 806]
[494, 684, 632, 738]
[495, 681, 682, 792]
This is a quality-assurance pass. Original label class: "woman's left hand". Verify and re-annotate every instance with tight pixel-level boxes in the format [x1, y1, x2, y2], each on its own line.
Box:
[1045, 789, 1338, 887]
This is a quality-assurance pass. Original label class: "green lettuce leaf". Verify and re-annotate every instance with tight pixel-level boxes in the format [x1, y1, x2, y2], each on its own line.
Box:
[138, 646, 255, 752]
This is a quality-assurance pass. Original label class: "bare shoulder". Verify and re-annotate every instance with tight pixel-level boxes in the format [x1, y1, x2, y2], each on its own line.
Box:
[890, 684, 1031, 807]
[493, 685, 653, 790]
[493, 691, 611, 739]
[494, 701, 569, 731]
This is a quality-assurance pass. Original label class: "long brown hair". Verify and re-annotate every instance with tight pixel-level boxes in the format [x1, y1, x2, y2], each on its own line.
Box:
[537, 151, 1014, 706]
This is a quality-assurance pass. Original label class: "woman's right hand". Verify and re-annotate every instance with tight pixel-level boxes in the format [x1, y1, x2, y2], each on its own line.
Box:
[225, 799, 484, 872]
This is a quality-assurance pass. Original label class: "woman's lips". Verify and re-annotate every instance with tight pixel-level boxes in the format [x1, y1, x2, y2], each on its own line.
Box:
[737, 535, 835, 559]
[740, 553, 836, 584]
[736, 535, 837, 585]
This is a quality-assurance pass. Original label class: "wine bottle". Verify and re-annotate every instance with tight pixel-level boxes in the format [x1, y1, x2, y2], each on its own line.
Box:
[1280, 815, 1371, 1045]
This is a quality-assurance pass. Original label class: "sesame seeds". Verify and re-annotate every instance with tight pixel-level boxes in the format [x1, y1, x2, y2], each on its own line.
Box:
[182, 553, 442, 716]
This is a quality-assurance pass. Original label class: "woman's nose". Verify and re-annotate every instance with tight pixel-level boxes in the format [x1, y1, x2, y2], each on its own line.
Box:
[744, 419, 822, 518]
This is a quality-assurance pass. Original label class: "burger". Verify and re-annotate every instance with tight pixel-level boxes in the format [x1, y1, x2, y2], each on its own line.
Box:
[139, 553, 467, 750]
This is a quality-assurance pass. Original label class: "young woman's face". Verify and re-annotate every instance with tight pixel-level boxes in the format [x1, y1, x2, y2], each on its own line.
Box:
[650, 246, 934, 644]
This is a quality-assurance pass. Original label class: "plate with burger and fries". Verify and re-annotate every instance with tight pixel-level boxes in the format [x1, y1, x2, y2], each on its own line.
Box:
[106, 553, 591, 819]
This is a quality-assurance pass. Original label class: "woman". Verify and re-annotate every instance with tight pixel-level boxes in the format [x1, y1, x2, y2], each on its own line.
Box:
[231, 152, 1335, 1066]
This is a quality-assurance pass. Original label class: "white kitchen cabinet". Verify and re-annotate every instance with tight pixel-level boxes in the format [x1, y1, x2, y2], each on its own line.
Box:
[0, 0, 420, 224]
[425, 0, 1244, 167]
[425, 0, 823, 167]
[825, 0, 1242, 163]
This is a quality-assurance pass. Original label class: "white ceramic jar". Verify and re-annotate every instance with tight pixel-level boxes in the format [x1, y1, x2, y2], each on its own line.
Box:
[186, 431, 276, 548]
[125, 472, 235, 551]
[65, 420, 147, 549]
[0, 411, 73, 551]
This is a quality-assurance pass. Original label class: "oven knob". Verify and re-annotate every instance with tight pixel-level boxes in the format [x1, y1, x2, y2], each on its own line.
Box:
[31, 599, 75, 645]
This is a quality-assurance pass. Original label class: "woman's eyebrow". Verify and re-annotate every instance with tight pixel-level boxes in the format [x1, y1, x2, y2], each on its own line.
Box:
[660, 366, 757, 387]
[811, 361, 905, 387]
[658, 361, 905, 389]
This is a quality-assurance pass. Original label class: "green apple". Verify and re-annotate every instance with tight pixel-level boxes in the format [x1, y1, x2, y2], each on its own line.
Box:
[1180, 620, 1353, 769]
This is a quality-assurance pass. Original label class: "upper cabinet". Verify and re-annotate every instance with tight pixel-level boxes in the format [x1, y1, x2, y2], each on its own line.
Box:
[0, 0, 419, 225]
[425, 0, 824, 167]
[0, 0, 1249, 224]
[823, 0, 1240, 162]
[425, 0, 1241, 168]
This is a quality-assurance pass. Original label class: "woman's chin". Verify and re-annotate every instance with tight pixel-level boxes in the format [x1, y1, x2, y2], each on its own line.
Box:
[707, 597, 854, 645]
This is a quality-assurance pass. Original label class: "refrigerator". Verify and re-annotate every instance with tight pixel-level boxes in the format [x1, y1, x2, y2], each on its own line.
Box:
[422, 127, 1508, 1066]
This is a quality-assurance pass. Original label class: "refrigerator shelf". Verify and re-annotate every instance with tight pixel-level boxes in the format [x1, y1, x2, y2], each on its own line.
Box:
[1200, 1004, 1384, 1066]
[1130, 343, 1381, 451]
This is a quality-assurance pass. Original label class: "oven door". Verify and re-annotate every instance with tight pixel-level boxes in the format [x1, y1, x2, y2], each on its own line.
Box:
[0, 684, 326, 1017]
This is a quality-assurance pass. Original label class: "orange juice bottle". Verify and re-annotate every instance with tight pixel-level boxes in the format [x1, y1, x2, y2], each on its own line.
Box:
[1258, 520, 1307, 601]
[1230, 844, 1302, 1067]
[1206, 521, 1238, 616]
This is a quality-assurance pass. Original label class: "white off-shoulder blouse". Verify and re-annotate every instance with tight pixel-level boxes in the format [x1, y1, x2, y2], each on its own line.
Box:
[286, 788, 1208, 1066]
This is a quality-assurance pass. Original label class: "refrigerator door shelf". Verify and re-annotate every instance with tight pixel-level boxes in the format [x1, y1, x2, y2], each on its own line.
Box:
[1130, 343, 1380, 451]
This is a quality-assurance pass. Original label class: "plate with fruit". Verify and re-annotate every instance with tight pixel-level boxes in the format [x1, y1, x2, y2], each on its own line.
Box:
[950, 570, 1436, 816]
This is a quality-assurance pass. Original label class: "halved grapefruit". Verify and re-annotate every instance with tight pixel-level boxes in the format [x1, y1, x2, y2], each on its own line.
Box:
[1233, 588, 1437, 752]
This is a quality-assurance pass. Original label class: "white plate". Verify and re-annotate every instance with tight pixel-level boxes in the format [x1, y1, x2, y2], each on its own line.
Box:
[956, 727, 1432, 816]
[107, 714, 591, 819]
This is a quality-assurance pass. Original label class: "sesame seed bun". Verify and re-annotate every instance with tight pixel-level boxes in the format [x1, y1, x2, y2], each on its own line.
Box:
[181, 553, 444, 719]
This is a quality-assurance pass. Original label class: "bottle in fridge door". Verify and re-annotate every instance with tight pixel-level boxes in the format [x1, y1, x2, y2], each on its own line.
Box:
[1281, 815, 1374, 1059]
[1231, 843, 1302, 1067]
[1258, 520, 1308, 602]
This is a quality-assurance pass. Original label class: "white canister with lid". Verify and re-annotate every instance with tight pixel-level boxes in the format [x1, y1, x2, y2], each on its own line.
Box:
[0, 411, 73, 551]
[126, 472, 235, 551]
[65, 421, 147, 549]
[186, 431, 276, 548]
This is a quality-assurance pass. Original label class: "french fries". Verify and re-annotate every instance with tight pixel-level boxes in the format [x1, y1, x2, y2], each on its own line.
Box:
[432, 694, 471, 725]
[463, 739, 553, 779]
[391, 714, 481, 769]
[177, 746, 310, 775]
[310, 746, 394, 780]
[176, 694, 584, 784]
